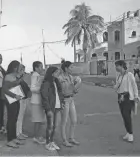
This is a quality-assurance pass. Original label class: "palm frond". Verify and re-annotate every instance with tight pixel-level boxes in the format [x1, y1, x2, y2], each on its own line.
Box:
[65, 27, 82, 45]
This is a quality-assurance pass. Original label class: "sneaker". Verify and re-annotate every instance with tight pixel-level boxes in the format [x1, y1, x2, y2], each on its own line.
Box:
[123, 133, 129, 140]
[13, 139, 25, 145]
[7, 141, 19, 148]
[45, 143, 56, 151]
[127, 134, 134, 142]
[33, 137, 46, 144]
[17, 134, 26, 140]
[21, 133, 28, 138]
[51, 142, 60, 150]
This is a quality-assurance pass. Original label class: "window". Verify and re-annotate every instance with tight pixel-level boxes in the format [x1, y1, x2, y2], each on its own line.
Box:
[103, 52, 108, 60]
[114, 30, 120, 42]
[103, 32, 108, 42]
[92, 53, 97, 57]
[137, 46, 140, 57]
[134, 10, 138, 17]
[132, 55, 136, 58]
[132, 31, 136, 37]
[115, 52, 120, 60]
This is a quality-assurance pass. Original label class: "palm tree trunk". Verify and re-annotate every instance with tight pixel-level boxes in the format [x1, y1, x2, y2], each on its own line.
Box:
[74, 39, 76, 62]
[83, 49, 87, 62]
[83, 28, 88, 63]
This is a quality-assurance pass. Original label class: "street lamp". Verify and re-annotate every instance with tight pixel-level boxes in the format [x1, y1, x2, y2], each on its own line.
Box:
[0, 24, 7, 28]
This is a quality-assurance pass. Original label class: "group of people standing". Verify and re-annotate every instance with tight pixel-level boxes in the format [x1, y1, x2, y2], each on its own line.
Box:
[0, 56, 81, 151]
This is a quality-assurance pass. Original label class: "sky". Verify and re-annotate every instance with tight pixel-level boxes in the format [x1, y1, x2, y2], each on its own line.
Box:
[0, 0, 140, 72]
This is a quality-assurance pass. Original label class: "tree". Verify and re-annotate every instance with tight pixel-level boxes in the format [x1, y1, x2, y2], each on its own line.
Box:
[63, 2, 104, 62]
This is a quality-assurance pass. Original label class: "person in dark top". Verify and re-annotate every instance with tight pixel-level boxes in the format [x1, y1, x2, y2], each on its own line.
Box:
[0, 54, 6, 134]
[40, 66, 64, 151]
[2, 61, 25, 148]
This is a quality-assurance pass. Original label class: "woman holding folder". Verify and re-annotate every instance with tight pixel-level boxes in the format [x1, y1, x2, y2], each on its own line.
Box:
[2, 61, 25, 148]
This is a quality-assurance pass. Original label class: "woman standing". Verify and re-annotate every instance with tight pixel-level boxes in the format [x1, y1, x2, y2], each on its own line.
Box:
[2, 61, 24, 148]
[16, 64, 31, 140]
[113, 60, 139, 142]
[56, 61, 81, 147]
[30, 61, 45, 144]
[40, 66, 64, 151]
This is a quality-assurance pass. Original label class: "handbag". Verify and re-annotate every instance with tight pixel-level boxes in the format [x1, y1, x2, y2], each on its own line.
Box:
[20, 80, 32, 99]
[117, 72, 130, 103]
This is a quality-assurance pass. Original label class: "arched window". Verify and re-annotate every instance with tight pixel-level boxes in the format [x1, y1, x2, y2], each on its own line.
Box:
[114, 30, 120, 42]
[103, 52, 108, 60]
[92, 53, 97, 57]
[115, 52, 120, 60]
[103, 32, 108, 42]
[132, 31, 136, 37]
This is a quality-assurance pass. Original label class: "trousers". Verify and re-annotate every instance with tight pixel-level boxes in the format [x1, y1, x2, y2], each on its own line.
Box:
[16, 99, 27, 136]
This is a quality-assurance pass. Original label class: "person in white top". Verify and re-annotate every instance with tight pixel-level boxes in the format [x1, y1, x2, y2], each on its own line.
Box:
[30, 61, 46, 144]
[113, 60, 139, 143]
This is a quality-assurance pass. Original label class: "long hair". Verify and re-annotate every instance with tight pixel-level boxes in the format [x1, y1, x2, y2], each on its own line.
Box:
[61, 60, 72, 72]
[7, 60, 20, 74]
[43, 66, 58, 83]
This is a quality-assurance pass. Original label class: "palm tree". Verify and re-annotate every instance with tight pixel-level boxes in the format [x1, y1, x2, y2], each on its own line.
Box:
[63, 2, 104, 62]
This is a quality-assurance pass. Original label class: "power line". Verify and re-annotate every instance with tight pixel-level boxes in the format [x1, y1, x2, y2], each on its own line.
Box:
[0, 42, 40, 52]
[46, 44, 62, 59]
[43, 39, 66, 44]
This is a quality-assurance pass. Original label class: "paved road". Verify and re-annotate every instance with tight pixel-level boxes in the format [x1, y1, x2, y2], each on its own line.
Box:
[1, 83, 140, 156]
[57, 83, 140, 156]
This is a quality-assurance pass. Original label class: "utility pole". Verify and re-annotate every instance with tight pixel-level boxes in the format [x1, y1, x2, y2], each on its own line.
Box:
[0, 0, 7, 28]
[42, 29, 46, 68]
[20, 52, 23, 64]
[0, 0, 3, 27]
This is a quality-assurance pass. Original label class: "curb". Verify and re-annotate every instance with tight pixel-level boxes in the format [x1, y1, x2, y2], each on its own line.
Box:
[82, 81, 113, 89]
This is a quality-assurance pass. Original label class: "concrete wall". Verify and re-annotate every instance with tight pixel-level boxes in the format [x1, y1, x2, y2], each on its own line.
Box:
[123, 41, 140, 59]
[124, 17, 140, 45]
[108, 21, 124, 60]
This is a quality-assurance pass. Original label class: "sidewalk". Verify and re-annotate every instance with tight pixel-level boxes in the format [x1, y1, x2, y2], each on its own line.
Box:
[81, 74, 140, 90]
[81, 75, 116, 88]
[0, 137, 58, 156]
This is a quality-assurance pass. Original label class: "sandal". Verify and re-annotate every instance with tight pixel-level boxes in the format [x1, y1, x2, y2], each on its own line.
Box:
[69, 138, 80, 145]
[7, 141, 19, 148]
[63, 141, 73, 147]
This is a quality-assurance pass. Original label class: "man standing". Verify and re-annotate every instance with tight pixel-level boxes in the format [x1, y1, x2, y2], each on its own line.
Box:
[0, 54, 6, 133]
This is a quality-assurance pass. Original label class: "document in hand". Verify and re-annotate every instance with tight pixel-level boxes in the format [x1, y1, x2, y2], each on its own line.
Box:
[5, 85, 25, 104]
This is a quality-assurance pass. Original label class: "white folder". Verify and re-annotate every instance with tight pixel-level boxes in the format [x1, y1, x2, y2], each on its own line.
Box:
[5, 85, 25, 104]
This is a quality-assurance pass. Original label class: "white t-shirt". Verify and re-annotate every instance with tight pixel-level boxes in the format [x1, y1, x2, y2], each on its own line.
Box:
[54, 82, 61, 109]
[115, 72, 138, 100]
